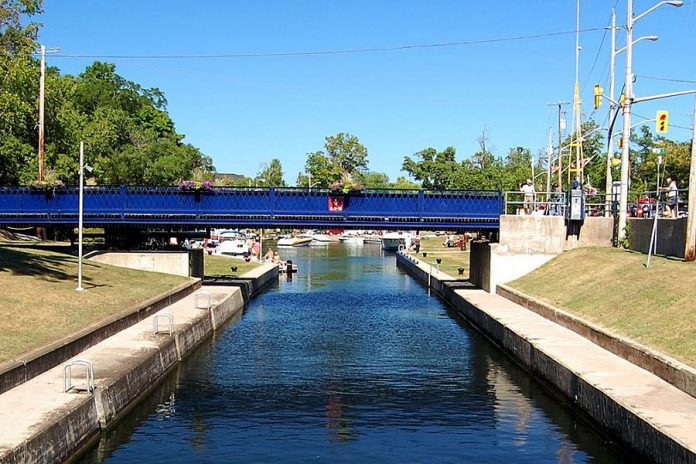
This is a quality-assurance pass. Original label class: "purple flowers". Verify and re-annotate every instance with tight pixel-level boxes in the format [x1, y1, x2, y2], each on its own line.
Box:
[178, 180, 214, 192]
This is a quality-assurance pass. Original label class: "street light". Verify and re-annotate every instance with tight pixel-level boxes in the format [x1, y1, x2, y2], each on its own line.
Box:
[615, 35, 659, 55]
[617, 0, 683, 243]
[76, 141, 92, 292]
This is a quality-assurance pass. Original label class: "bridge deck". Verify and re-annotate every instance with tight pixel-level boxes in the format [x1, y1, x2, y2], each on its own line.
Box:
[0, 186, 502, 230]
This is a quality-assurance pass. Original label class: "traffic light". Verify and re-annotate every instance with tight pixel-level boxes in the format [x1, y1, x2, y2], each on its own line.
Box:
[656, 110, 669, 133]
[618, 138, 623, 149]
[594, 84, 603, 110]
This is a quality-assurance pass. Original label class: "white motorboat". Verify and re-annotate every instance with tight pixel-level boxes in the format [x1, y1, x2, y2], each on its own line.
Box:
[381, 232, 413, 251]
[277, 236, 314, 247]
[308, 233, 337, 243]
[214, 239, 250, 256]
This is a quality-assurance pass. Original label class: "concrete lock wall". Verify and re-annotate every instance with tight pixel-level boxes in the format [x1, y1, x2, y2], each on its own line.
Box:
[499, 215, 614, 254]
[89, 251, 193, 277]
[629, 217, 687, 259]
[470, 241, 555, 293]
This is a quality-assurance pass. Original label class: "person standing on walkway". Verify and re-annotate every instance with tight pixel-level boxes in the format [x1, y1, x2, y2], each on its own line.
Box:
[663, 177, 679, 218]
[521, 179, 536, 215]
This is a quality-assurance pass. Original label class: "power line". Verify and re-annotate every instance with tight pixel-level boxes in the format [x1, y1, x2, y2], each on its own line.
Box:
[580, 16, 611, 92]
[636, 74, 696, 84]
[39, 27, 606, 60]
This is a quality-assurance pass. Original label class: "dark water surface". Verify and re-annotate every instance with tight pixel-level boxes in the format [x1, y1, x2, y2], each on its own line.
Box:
[78, 244, 632, 463]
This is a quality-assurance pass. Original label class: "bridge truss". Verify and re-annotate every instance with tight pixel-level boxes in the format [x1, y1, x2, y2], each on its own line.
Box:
[0, 186, 502, 230]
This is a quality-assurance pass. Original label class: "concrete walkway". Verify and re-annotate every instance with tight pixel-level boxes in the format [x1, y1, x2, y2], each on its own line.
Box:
[0, 284, 244, 464]
[455, 289, 696, 463]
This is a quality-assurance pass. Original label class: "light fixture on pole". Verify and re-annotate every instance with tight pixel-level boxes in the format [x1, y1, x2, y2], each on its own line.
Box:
[617, 0, 684, 244]
[76, 141, 92, 292]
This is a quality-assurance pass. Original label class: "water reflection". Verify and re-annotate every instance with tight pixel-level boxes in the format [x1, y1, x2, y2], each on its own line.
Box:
[77, 243, 632, 464]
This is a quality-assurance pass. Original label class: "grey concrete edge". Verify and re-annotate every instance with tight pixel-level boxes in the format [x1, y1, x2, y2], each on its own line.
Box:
[496, 283, 696, 400]
[0, 278, 202, 395]
[396, 251, 695, 463]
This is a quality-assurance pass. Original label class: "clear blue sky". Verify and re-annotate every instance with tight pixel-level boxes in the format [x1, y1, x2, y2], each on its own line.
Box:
[38, 1, 696, 184]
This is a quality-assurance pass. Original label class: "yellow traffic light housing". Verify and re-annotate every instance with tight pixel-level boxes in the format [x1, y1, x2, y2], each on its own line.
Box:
[593, 84, 603, 110]
[656, 110, 669, 133]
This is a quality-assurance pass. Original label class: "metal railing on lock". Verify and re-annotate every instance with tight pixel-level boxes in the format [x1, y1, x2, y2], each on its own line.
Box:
[627, 189, 689, 219]
[503, 191, 567, 217]
[504, 190, 614, 217]
[64, 359, 95, 393]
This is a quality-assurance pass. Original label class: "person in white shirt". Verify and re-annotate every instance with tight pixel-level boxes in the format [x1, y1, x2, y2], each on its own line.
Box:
[520, 179, 536, 215]
[663, 177, 678, 218]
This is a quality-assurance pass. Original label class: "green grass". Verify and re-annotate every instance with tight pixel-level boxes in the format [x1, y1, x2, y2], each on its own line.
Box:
[204, 254, 261, 277]
[407, 236, 470, 279]
[0, 246, 190, 363]
[508, 247, 696, 367]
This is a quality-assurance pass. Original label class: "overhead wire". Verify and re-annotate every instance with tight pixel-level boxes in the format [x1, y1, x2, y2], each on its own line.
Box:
[635, 74, 696, 84]
[37, 27, 607, 60]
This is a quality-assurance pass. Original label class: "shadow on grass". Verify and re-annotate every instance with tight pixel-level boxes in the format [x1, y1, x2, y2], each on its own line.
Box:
[0, 246, 96, 283]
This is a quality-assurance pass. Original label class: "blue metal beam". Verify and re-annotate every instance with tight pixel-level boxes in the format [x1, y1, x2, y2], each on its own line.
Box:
[0, 186, 502, 230]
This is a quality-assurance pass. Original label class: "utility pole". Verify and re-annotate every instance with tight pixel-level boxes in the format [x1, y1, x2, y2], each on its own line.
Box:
[605, 10, 618, 217]
[618, 1, 635, 244]
[546, 129, 553, 195]
[685, 98, 696, 261]
[38, 45, 46, 181]
[618, 0, 685, 243]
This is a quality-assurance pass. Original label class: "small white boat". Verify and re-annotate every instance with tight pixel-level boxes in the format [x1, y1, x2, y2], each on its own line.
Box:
[214, 239, 250, 256]
[277, 236, 314, 247]
[382, 232, 413, 251]
[309, 233, 337, 243]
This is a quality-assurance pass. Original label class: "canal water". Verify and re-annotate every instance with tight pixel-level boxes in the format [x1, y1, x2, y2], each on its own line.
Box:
[78, 244, 632, 463]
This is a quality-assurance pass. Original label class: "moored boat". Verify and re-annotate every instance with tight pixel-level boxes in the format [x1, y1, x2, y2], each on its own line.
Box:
[277, 236, 314, 247]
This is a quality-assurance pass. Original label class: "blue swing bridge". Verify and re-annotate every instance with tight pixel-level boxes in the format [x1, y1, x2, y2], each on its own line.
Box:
[0, 186, 503, 230]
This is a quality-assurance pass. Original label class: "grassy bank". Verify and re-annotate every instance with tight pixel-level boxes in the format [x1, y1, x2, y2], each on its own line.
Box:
[204, 254, 260, 277]
[508, 247, 696, 367]
[0, 246, 189, 363]
[407, 236, 470, 279]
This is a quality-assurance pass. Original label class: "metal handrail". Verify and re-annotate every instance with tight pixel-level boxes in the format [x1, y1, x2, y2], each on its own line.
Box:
[64, 359, 95, 394]
[153, 312, 174, 335]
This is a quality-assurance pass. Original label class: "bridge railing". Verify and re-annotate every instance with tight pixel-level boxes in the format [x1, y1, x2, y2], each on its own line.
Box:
[0, 186, 504, 227]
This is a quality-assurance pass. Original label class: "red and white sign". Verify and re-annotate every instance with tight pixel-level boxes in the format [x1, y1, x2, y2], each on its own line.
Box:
[328, 196, 344, 212]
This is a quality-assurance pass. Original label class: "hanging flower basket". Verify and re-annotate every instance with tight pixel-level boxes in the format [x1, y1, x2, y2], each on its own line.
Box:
[29, 179, 65, 198]
[178, 180, 214, 202]
[177, 180, 214, 192]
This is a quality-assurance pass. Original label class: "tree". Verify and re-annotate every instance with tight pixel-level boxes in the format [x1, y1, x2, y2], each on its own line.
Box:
[359, 171, 390, 189]
[0, 0, 43, 57]
[402, 146, 461, 189]
[256, 158, 285, 186]
[324, 132, 368, 174]
[303, 150, 342, 188]
[392, 176, 420, 189]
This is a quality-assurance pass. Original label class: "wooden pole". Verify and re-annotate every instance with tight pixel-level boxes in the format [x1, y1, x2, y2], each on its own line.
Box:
[684, 99, 696, 261]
